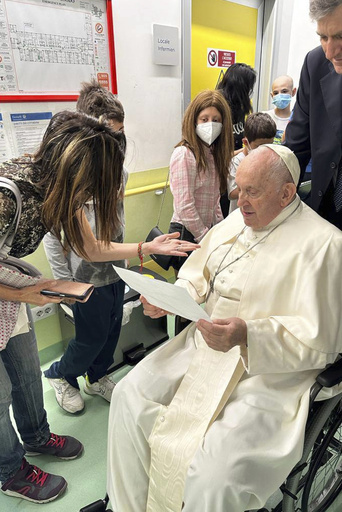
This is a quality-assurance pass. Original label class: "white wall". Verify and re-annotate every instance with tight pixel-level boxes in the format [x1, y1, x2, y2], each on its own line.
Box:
[112, 0, 182, 173]
[286, 0, 320, 88]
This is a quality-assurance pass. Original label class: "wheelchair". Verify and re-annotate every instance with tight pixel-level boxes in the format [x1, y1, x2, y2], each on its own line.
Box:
[259, 356, 342, 512]
[79, 357, 342, 512]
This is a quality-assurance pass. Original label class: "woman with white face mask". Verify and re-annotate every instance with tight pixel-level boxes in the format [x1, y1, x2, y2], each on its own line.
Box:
[168, 90, 234, 332]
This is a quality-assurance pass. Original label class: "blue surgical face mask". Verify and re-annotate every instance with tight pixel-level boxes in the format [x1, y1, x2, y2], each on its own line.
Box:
[272, 93, 292, 110]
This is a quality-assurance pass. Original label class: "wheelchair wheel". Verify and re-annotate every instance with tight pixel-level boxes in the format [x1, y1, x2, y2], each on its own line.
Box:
[282, 394, 342, 512]
[301, 404, 342, 512]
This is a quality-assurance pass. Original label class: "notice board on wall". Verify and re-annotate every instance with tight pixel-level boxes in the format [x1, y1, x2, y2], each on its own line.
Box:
[0, 0, 117, 101]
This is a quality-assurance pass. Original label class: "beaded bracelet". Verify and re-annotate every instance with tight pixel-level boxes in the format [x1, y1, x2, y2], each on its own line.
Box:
[137, 241, 144, 271]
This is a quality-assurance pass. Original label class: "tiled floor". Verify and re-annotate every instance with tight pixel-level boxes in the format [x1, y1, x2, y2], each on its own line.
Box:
[0, 365, 132, 512]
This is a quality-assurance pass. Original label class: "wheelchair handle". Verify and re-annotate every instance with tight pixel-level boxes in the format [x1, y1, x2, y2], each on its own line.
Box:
[79, 494, 110, 512]
[316, 357, 342, 388]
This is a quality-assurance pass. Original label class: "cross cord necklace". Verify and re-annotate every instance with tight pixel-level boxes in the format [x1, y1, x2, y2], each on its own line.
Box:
[207, 202, 301, 299]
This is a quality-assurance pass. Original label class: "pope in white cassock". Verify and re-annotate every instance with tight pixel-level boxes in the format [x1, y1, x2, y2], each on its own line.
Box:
[107, 145, 342, 512]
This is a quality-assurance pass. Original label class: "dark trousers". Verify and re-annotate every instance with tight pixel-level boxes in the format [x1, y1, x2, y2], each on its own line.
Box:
[45, 280, 125, 388]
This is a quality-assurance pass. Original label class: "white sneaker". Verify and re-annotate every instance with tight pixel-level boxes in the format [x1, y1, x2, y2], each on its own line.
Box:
[47, 378, 84, 414]
[83, 375, 115, 402]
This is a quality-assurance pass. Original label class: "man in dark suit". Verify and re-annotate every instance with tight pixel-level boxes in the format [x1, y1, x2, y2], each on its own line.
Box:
[285, 0, 342, 229]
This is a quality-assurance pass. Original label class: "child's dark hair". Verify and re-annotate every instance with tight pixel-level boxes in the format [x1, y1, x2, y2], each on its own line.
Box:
[76, 79, 125, 123]
[244, 112, 277, 142]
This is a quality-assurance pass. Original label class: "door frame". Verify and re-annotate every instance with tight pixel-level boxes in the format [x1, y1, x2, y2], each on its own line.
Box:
[181, 0, 278, 114]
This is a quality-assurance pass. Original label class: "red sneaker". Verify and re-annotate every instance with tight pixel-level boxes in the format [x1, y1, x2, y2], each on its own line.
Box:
[1, 458, 67, 503]
[23, 432, 83, 460]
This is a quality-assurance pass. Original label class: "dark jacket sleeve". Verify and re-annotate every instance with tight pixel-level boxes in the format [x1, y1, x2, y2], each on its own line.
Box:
[284, 52, 312, 182]
[284, 46, 342, 211]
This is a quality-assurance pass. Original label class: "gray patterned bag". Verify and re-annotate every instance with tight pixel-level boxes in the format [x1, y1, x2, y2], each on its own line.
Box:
[0, 177, 41, 350]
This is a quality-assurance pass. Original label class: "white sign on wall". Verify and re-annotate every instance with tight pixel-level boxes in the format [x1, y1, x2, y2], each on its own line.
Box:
[153, 24, 179, 66]
[0, 0, 113, 98]
[0, 111, 53, 162]
[10, 112, 52, 157]
[0, 114, 11, 162]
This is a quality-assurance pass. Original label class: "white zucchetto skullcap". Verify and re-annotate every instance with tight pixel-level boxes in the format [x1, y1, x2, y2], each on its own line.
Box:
[263, 144, 300, 186]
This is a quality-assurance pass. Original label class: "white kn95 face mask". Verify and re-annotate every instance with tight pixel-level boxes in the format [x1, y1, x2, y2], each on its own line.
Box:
[195, 122, 223, 146]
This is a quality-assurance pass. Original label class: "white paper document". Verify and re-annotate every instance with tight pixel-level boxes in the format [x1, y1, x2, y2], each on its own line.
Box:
[113, 266, 211, 323]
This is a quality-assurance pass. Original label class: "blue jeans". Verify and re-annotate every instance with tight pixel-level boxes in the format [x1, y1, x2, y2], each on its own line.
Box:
[0, 307, 50, 482]
[45, 280, 125, 388]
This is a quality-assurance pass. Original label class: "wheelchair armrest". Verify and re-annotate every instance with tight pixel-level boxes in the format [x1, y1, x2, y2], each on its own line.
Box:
[316, 357, 342, 388]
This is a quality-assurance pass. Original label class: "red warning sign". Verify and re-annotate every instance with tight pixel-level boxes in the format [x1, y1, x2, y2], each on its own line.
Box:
[95, 23, 104, 34]
[218, 50, 235, 67]
[207, 48, 236, 68]
[208, 49, 217, 67]
[97, 73, 109, 89]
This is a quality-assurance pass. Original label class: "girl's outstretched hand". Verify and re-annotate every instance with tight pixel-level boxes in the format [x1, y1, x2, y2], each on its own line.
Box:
[144, 232, 200, 256]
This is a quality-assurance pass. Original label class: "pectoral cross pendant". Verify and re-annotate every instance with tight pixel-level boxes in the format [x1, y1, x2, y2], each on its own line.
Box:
[206, 279, 214, 300]
[209, 278, 215, 294]
[207, 274, 218, 300]
[209, 274, 217, 297]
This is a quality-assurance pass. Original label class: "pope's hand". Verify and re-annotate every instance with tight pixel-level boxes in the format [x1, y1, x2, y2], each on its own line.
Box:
[196, 317, 247, 353]
[140, 295, 170, 318]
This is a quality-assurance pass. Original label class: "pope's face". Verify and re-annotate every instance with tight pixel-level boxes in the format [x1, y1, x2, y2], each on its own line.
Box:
[317, 4, 342, 74]
[235, 151, 286, 230]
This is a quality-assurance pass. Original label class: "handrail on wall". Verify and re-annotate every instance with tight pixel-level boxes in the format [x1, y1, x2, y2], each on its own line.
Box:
[125, 182, 169, 197]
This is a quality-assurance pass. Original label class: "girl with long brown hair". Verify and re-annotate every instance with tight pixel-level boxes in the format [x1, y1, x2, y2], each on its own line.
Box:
[168, 90, 234, 334]
[169, 89, 234, 273]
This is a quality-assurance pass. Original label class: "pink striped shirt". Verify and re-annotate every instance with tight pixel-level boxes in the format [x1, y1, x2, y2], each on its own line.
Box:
[170, 145, 223, 242]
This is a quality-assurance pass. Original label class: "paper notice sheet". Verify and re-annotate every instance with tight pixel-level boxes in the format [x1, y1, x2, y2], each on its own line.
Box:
[113, 266, 211, 323]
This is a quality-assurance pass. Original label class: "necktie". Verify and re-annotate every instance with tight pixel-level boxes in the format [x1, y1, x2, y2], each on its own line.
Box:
[333, 161, 342, 212]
